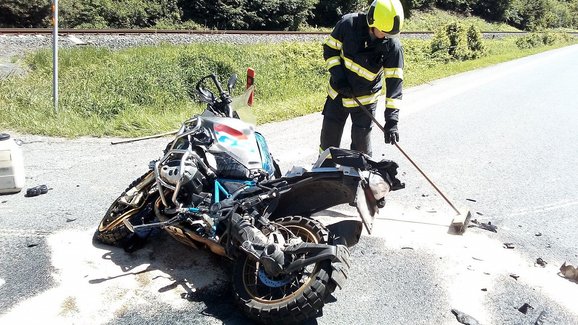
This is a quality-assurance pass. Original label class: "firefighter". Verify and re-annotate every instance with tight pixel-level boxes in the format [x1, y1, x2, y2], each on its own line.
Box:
[319, 0, 404, 160]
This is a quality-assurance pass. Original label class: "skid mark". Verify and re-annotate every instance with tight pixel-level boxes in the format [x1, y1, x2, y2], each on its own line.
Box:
[501, 199, 578, 218]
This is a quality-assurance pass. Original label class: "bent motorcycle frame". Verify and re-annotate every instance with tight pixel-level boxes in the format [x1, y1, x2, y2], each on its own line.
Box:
[122, 114, 399, 276]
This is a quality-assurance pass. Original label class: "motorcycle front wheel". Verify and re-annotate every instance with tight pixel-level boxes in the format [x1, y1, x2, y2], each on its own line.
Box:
[232, 216, 337, 324]
[95, 171, 156, 246]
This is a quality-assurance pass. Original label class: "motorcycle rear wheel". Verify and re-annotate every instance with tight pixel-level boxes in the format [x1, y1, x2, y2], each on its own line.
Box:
[232, 216, 336, 324]
[95, 171, 156, 246]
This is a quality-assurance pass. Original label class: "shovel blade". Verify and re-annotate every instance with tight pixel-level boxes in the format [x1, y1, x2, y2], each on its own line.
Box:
[449, 209, 473, 235]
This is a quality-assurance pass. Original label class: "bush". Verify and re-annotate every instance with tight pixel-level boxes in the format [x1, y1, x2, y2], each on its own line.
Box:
[471, 0, 512, 22]
[0, 0, 51, 27]
[430, 27, 453, 61]
[506, 0, 549, 31]
[180, 0, 316, 30]
[430, 21, 485, 61]
[466, 24, 485, 58]
[515, 33, 544, 49]
[309, 0, 367, 27]
[435, 0, 472, 13]
[516, 32, 575, 49]
[59, 0, 182, 28]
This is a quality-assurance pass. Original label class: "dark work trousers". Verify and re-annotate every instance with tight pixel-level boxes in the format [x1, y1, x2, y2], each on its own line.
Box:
[320, 95, 375, 157]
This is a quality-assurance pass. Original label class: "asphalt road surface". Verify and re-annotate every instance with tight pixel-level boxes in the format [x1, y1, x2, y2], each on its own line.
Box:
[1, 44, 577, 324]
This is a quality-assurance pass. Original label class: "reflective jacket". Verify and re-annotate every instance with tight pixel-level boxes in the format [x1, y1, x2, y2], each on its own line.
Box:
[324, 13, 404, 122]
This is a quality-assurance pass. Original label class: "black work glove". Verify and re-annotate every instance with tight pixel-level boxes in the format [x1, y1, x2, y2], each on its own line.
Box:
[384, 120, 399, 145]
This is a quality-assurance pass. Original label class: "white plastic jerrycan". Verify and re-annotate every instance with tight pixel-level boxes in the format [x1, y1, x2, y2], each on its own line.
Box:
[0, 133, 26, 194]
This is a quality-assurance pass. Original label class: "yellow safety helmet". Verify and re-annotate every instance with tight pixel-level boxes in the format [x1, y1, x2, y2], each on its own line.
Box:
[366, 0, 404, 35]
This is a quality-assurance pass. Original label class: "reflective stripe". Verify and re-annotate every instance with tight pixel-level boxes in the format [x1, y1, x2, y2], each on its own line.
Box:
[384, 67, 403, 80]
[342, 93, 380, 108]
[319, 146, 332, 157]
[325, 56, 341, 69]
[386, 97, 401, 109]
[324, 36, 342, 50]
[327, 84, 339, 100]
[341, 54, 381, 81]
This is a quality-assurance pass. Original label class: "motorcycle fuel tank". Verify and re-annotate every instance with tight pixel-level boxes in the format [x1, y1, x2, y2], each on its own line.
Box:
[200, 116, 274, 178]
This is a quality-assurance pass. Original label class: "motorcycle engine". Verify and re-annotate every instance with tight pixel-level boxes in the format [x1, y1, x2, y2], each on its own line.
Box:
[159, 160, 182, 185]
[159, 157, 206, 194]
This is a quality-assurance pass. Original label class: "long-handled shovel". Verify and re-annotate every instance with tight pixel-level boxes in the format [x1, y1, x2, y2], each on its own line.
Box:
[110, 130, 178, 145]
[351, 96, 472, 234]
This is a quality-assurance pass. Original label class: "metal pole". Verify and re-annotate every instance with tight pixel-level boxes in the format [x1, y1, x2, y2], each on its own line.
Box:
[52, 0, 58, 113]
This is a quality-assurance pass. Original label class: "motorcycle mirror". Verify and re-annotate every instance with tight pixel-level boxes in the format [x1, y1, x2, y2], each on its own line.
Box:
[196, 75, 216, 103]
[197, 87, 215, 103]
[227, 74, 238, 94]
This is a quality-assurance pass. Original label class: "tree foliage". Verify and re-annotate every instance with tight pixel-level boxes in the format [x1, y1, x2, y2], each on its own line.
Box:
[0, 0, 51, 27]
[58, 0, 182, 28]
[309, 0, 368, 26]
[0, 0, 577, 30]
[179, 0, 316, 30]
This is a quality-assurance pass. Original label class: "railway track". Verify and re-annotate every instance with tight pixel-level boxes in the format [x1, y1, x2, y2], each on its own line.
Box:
[0, 27, 538, 36]
[1, 28, 574, 61]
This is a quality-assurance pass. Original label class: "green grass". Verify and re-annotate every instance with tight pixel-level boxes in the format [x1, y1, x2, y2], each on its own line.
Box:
[404, 8, 521, 32]
[1, 35, 576, 138]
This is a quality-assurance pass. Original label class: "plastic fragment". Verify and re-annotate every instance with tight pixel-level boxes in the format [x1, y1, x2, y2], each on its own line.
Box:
[468, 219, 497, 233]
[518, 303, 534, 314]
[560, 262, 578, 280]
[535, 258, 547, 267]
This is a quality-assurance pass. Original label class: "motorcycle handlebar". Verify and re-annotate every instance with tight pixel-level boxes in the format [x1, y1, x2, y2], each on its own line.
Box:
[196, 74, 234, 118]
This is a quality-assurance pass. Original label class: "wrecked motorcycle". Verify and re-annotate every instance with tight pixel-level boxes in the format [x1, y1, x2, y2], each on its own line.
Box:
[95, 73, 404, 324]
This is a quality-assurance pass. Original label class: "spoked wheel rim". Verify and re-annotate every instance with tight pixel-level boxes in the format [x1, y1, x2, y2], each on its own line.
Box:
[241, 223, 320, 303]
[98, 197, 145, 232]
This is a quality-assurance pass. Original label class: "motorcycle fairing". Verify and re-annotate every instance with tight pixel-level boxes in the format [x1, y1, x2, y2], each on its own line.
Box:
[198, 116, 276, 179]
[355, 181, 378, 235]
[254, 132, 275, 176]
[270, 173, 359, 218]
[204, 116, 262, 169]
